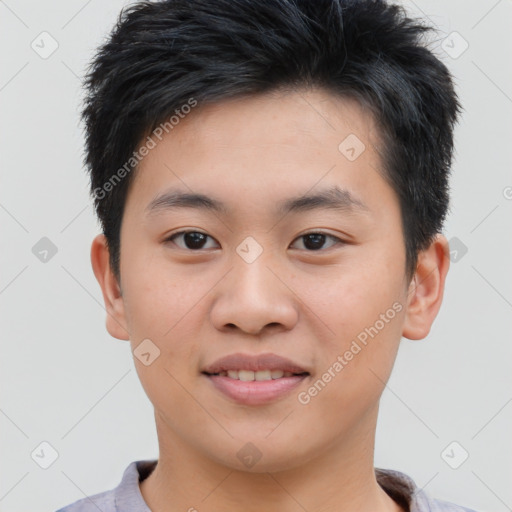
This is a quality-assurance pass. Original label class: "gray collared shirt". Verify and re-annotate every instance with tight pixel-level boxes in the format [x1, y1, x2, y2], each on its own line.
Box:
[56, 459, 479, 512]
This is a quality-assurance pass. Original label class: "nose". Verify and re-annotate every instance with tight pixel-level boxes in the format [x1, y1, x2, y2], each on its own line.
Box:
[209, 252, 299, 337]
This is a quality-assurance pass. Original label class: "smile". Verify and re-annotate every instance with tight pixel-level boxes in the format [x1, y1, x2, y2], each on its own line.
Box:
[201, 352, 310, 405]
[207, 369, 306, 381]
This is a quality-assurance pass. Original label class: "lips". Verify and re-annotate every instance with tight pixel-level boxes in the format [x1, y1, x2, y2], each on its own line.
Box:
[202, 352, 309, 376]
[202, 353, 310, 405]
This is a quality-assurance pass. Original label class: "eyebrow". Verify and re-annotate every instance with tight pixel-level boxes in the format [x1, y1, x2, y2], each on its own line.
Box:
[145, 185, 369, 218]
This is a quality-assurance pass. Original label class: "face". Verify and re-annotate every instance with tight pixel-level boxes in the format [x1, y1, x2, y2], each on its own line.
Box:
[106, 88, 415, 472]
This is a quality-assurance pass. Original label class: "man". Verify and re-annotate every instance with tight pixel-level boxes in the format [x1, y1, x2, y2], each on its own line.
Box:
[57, 0, 477, 511]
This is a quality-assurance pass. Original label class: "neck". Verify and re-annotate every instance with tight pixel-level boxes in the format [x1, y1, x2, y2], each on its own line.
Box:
[140, 406, 404, 512]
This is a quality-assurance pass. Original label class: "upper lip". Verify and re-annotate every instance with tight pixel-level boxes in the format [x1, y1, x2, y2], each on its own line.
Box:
[202, 352, 309, 374]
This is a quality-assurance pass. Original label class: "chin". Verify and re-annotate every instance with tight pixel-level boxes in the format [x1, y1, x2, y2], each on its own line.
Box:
[206, 439, 314, 474]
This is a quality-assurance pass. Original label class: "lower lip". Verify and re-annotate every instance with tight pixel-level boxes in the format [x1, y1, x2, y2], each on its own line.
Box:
[204, 374, 308, 405]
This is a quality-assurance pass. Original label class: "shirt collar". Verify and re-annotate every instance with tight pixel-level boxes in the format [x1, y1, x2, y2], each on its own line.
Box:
[115, 459, 436, 512]
[114, 460, 156, 511]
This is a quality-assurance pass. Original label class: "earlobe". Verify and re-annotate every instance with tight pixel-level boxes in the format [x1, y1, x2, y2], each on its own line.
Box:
[402, 234, 450, 340]
[90, 234, 130, 341]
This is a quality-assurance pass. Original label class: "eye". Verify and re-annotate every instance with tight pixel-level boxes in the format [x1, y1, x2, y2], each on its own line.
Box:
[164, 230, 344, 252]
[290, 232, 343, 251]
[165, 230, 219, 250]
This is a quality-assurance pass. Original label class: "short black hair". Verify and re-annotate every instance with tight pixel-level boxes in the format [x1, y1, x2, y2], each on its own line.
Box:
[82, 0, 461, 283]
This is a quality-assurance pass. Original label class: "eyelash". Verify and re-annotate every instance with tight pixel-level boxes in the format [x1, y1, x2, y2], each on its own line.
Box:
[164, 230, 345, 252]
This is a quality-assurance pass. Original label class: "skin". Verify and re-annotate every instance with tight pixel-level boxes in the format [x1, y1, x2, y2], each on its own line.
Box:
[91, 88, 450, 512]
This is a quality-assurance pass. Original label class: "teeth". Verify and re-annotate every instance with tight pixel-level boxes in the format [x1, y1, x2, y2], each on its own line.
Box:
[238, 370, 255, 381]
[255, 370, 271, 381]
[213, 369, 301, 381]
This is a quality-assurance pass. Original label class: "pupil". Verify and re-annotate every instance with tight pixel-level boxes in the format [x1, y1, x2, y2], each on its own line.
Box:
[182, 233, 326, 250]
[304, 234, 325, 250]
[185, 232, 206, 249]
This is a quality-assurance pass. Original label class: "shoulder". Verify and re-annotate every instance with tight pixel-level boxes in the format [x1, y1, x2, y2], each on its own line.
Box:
[375, 467, 481, 512]
[55, 488, 115, 512]
[426, 496, 480, 512]
[55, 459, 157, 512]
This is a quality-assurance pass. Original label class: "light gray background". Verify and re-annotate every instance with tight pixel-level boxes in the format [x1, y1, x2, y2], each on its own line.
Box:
[1, 1, 511, 511]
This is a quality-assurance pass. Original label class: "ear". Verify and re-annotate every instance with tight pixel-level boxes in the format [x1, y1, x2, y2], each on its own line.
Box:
[402, 234, 450, 340]
[90, 234, 130, 341]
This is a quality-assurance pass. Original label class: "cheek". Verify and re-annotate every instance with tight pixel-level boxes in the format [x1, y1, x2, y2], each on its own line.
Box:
[122, 253, 199, 337]
[117, 235, 206, 409]
[296, 259, 404, 337]
[122, 267, 206, 409]
[293, 255, 406, 391]
[298, 303, 405, 436]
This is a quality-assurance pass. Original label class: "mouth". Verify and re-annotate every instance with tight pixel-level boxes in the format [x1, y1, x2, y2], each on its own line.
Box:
[202, 369, 309, 380]
[202, 353, 310, 405]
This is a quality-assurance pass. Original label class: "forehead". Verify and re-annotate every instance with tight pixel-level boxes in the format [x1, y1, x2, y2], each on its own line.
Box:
[126, 88, 390, 218]
[168, 88, 380, 152]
